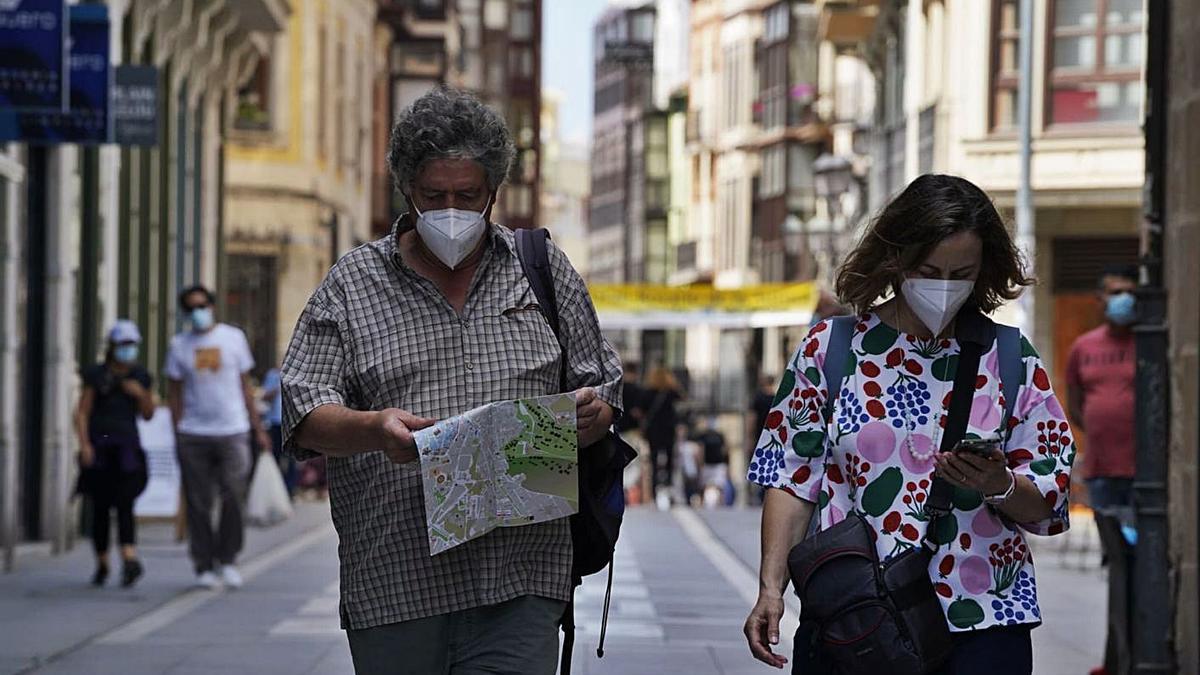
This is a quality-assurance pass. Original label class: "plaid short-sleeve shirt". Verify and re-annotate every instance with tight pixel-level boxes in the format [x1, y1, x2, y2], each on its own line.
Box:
[280, 220, 623, 630]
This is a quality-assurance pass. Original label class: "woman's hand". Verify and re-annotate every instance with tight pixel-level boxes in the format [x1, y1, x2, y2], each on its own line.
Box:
[935, 448, 1010, 496]
[119, 377, 148, 399]
[744, 590, 789, 669]
[576, 387, 613, 448]
[80, 442, 95, 469]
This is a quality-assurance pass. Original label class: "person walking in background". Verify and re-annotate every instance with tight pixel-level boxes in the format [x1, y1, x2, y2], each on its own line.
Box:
[165, 285, 272, 590]
[616, 361, 646, 434]
[693, 416, 731, 508]
[260, 366, 297, 498]
[616, 361, 649, 504]
[1065, 264, 1138, 516]
[74, 320, 155, 588]
[642, 365, 683, 510]
[748, 375, 777, 505]
[677, 419, 703, 507]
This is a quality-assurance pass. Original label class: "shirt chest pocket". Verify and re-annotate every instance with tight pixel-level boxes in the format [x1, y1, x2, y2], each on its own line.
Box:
[486, 304, 562, 392]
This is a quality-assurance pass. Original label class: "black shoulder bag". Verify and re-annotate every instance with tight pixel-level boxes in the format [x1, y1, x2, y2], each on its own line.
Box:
[785, 310, 997, 674]
[514, 228, 638, 675]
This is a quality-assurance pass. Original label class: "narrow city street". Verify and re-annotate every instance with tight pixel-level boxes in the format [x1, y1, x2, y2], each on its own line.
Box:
[1, 502, 1106, 675]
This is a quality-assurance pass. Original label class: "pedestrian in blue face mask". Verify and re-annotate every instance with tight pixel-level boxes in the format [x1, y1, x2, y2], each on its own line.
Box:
[74, 320, 156, 588]
[1065, 264, 1138, 509]
[1064, 263, 1138, 674]
[165, 285, 272, 591]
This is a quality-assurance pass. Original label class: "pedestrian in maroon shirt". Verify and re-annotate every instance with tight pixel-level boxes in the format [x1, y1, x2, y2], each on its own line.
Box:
[1065, 264, 1138, 514]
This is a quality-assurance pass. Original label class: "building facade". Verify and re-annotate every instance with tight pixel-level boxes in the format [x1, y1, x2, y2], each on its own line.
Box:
[375, 0, 542, 237]
[681, 0, 831, 416]
[817, 0, 1145, 380]
[589, 3, 657, 286]
[539, 90, 590, 271]
[1, 0, 290, 567]
[223, 0, 378, 371]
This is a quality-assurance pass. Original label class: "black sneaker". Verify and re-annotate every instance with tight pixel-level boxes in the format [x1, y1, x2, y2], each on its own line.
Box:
[91, 562, 109, 587]
[121, 559, 144, 588]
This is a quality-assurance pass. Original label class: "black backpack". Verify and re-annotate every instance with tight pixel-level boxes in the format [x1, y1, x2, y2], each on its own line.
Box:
[514, 227, 637, 675]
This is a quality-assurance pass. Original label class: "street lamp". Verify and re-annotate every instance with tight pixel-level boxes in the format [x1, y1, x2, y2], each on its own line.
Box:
[813, 153, 853, 219]
[812, 153, 854, 280]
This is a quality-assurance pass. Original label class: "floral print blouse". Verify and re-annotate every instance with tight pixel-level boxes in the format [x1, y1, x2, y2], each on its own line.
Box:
[748, 313, 1075, 632]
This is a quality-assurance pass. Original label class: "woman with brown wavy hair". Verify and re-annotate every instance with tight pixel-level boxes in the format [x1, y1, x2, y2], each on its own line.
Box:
[743, 175, 1075, 674]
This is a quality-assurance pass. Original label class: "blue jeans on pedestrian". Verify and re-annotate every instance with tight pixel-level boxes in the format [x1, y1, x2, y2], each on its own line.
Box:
[1087, 477, 1134, 514]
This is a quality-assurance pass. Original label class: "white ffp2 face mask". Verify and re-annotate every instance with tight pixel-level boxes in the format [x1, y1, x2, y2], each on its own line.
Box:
[413, 197, 490, 270]
[900, 279, 975, 336]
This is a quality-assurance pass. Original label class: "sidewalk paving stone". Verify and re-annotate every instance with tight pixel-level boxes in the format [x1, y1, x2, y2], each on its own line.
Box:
[0, 501, 333, 674]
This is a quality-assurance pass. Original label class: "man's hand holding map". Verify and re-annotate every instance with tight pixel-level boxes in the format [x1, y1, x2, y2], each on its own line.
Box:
[415, 393, 579, 555]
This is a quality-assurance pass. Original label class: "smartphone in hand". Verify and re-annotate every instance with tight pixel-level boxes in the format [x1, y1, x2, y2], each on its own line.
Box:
[955, 436, 1003, 457]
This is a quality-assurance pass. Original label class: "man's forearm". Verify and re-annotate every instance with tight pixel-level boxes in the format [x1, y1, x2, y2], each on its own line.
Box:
[1067, 390, 1086, 432]
[243, 387, 266, 433]
[166, 388, 182, 427]
[293, 404, 385, 457]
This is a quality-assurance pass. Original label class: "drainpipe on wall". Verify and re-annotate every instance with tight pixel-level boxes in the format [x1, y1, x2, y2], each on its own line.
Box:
[1132, 1, 1173, 672]
[1014, 0, 1035, 339]
[0, 145, 25, 572]
[43, 147, 81, 556]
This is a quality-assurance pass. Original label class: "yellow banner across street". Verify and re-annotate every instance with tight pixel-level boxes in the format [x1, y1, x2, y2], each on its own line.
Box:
[587, 282, 819, 329]
[588, 282, 819, 313]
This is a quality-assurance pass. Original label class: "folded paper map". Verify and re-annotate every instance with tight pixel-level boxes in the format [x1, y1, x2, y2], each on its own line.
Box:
[415, 393, 578, 556]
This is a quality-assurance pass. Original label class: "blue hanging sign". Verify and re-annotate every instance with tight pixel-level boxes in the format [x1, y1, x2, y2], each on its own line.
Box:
[0, 4, 109, 144]
[0, 0, 68, 111]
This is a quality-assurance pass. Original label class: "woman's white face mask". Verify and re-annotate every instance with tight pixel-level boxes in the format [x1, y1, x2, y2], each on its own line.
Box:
[900, 279, 975, 335]
[899, 231, 983, 335]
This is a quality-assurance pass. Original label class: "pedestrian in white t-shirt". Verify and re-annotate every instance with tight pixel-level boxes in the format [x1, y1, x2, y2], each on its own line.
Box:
[165, 285, 271, 590]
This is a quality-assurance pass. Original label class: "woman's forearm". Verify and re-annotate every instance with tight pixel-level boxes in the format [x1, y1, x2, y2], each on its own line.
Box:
[997, 473, 1055, 524]
[74, 412, 90, 449]
[75, 389, 94, 449]
[135, 389, 156, 420]
[759, 487, 814, 595]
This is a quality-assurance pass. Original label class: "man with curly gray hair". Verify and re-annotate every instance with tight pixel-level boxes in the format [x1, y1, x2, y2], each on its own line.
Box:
[279, 86, 623, 674]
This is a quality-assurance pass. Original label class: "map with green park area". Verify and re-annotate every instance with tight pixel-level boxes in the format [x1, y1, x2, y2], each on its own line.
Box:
[415, 393, 578, 556]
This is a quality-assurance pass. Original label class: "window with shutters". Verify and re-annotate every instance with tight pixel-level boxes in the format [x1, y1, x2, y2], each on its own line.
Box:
[1051, 236, 1139, 291]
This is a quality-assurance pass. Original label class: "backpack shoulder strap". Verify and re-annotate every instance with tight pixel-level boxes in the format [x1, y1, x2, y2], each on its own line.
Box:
[515, 228, 568, 390]
[820, 316, 857, 422]
[996, 324, 1022, 440]
[515, 228, 562, 336]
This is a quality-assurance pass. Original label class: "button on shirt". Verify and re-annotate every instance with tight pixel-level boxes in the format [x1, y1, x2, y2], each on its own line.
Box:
[281, 221, 623, 630]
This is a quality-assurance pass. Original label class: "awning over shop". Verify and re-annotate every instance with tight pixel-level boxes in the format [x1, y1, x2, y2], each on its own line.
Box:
[590, 282, 818, 330]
